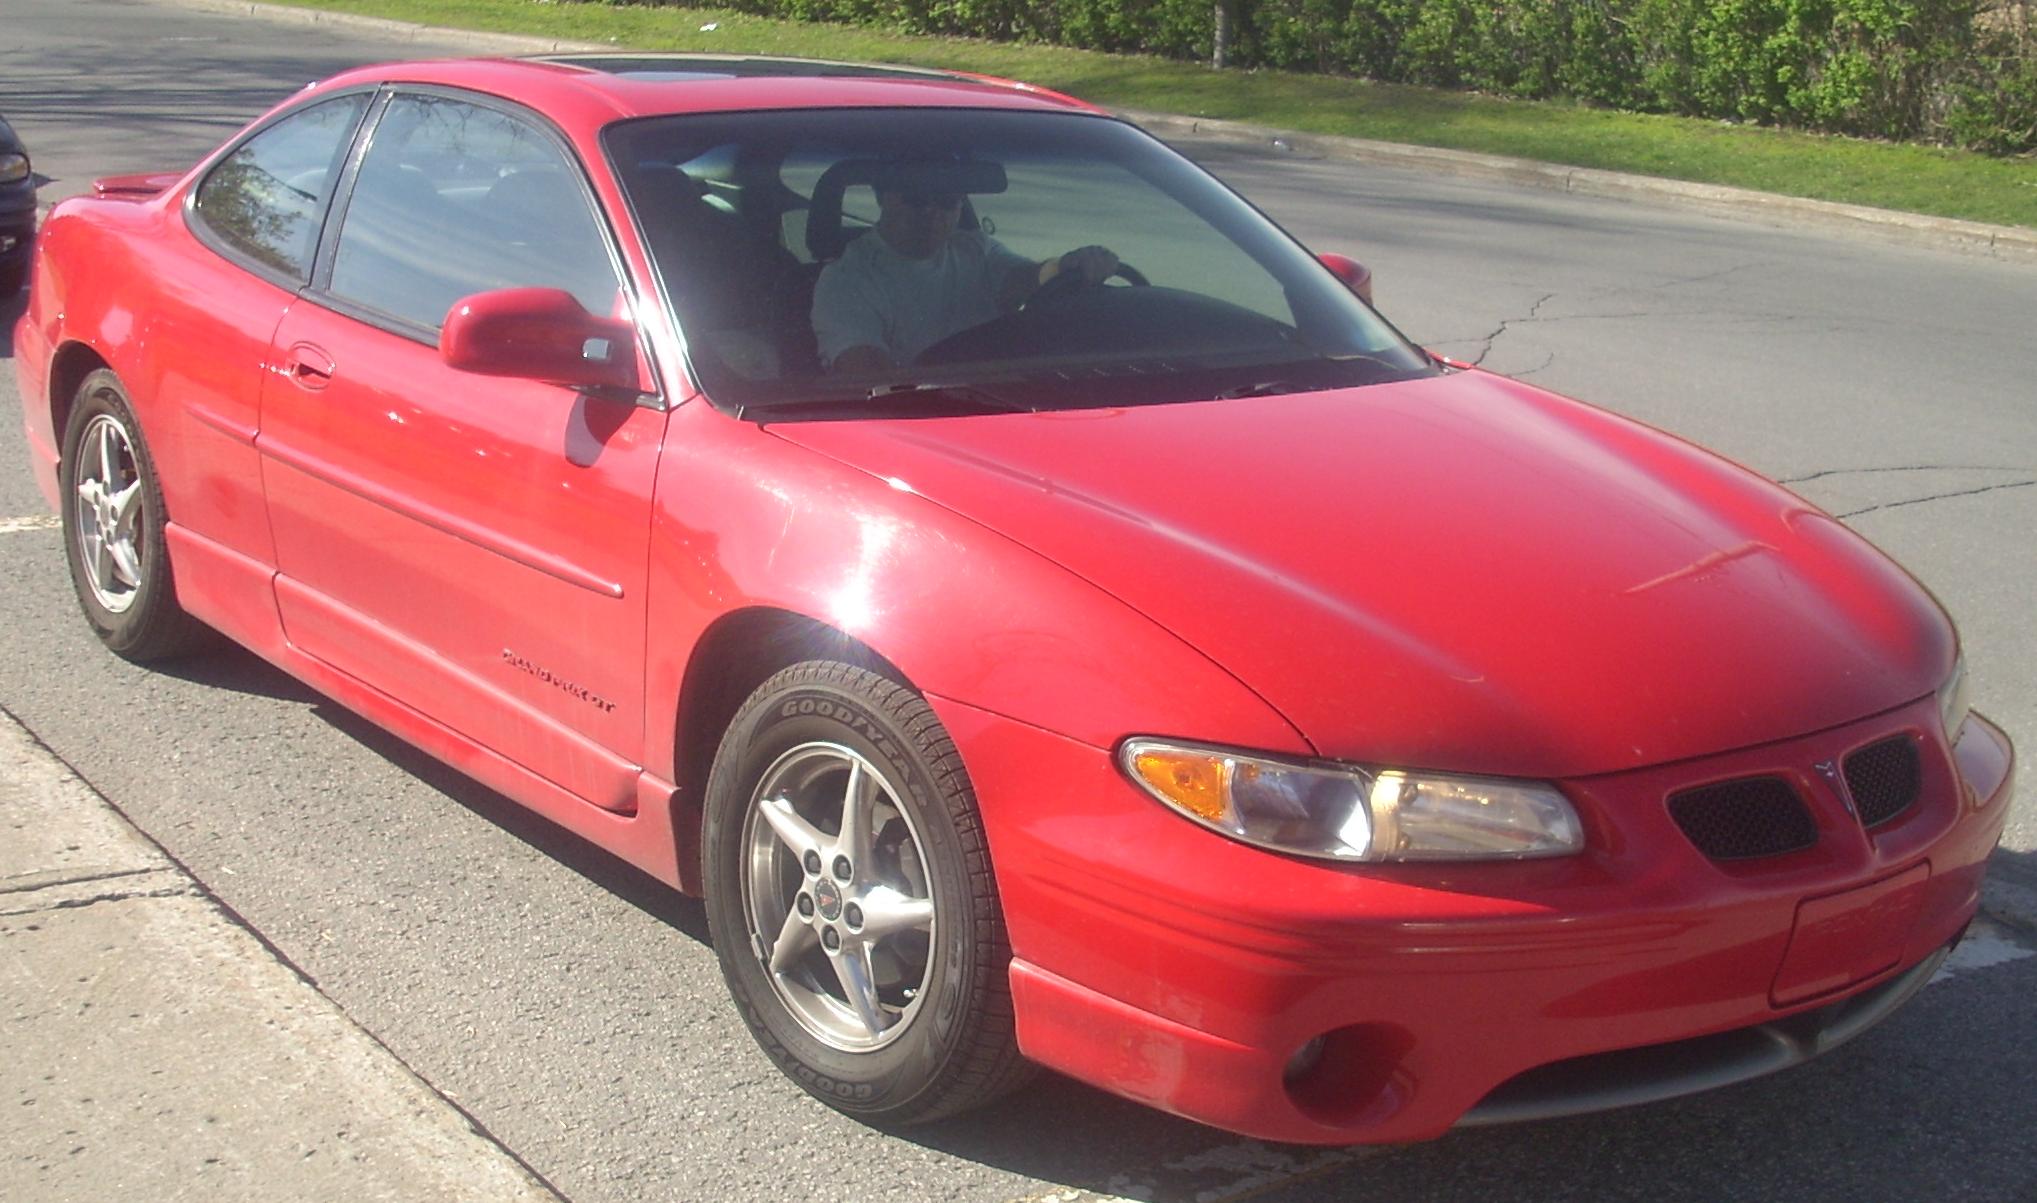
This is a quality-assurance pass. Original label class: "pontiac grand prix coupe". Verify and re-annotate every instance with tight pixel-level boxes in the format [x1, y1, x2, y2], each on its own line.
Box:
[12, 55, 2013, 1142]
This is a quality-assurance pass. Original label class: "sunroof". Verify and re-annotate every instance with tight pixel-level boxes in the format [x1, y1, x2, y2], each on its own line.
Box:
[536, 55, 963, 82]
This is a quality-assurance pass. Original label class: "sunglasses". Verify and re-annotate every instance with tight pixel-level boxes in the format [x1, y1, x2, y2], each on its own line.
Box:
[899, 192, 964, 210]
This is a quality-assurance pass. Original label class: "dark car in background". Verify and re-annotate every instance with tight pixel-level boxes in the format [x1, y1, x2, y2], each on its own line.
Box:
[1, 114, 36, 294]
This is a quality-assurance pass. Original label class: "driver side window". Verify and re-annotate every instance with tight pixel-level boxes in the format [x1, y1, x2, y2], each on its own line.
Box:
[327, 94, 621, 335]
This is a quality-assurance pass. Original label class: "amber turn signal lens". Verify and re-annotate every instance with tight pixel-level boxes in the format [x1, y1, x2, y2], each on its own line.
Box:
[1130, 749, 1230, 823]
[1119, 738, 1581, 862]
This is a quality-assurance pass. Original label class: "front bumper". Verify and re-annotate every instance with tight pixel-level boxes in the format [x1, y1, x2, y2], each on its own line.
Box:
[934, 694, 2013, 1144]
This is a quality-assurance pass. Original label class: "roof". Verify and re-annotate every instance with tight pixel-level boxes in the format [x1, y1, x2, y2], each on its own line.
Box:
[308, 53, 1105, 136]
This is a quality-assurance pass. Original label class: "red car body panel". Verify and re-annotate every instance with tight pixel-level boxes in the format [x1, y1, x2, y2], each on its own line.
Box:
[12, 55, 2015, 1142]
[949, 693, 2010, 1141]
[636, 400, 1313, 772]
[774, 374, 1955, 778]
[259, 299, 664, 810]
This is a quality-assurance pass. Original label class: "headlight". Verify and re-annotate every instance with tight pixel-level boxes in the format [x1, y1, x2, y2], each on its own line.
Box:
[1119, 739, 1584, 862]
[1938, 654, 1970, 744]
[0, 153, 28, 185]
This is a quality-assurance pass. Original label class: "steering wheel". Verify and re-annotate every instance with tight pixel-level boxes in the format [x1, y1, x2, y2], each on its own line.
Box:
[1025, 261, 1149, 310]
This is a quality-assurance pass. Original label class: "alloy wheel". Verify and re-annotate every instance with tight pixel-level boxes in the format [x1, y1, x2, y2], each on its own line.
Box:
[739, 741, 938, 1052]
[71, 411, 145, 615]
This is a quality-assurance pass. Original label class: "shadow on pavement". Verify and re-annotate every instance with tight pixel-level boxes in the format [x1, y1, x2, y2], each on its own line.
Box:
[2, 287, 25, 358]
[309, 696, 714, 947]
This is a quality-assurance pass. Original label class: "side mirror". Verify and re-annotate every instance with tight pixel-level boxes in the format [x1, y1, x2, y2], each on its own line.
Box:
[1317, 252, 1374, 305]
[440, 288, 640, 393]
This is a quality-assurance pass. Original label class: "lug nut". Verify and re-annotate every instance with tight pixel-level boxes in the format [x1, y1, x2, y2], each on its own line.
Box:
[803, 850, 822, 876]
[796, 893, 815, 918]
[844, 903, 863, 929]
[821, 928, 841, 952]
[832, 855, 853, 881]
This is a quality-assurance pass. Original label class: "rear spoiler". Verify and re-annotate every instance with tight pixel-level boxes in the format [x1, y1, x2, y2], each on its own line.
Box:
[90, 172, 184, 201]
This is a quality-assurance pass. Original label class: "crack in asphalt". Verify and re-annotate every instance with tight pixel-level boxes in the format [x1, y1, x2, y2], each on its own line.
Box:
[1836, 478, 2037, 519]
[1444, 261, 1786, 360]
[1780, 464, 2035, 484]
[1468, 292, 1557, 366]
[1656, 260, 1766, 289]
[1446, 289, 1825, 367]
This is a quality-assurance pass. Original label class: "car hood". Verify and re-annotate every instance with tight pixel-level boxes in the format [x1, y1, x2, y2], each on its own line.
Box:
[770, 371, 1953, 778]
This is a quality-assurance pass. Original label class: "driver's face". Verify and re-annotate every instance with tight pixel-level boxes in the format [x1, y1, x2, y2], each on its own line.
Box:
[876, 188, 964, 259]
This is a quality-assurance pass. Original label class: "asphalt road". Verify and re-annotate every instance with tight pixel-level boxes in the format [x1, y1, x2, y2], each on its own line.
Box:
[2, 2, 2034, 1200]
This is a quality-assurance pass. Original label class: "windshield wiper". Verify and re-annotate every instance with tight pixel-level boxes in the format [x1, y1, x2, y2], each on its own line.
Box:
[738, 380, 1038, 421]
[1211, 379, 1325, 400]
[1208, 351, 1427, 401]
[862, 381, 1037, 413]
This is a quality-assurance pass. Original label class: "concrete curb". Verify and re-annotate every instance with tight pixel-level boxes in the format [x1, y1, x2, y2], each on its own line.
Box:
[159, 0, 2037, 264]
[0, 709, 562, 1202]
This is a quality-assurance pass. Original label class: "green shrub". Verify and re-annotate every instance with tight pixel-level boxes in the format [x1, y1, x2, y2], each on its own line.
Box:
[1942, 29, 2037, 152]
[599, 0, 2037, 153]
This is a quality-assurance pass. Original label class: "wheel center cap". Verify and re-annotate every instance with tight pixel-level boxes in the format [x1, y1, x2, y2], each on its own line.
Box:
[813, 876, 843, 922]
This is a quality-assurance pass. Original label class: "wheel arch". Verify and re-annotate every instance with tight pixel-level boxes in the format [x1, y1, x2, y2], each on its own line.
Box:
[47, 341, 113, 465]
[668, 605, 908, 887]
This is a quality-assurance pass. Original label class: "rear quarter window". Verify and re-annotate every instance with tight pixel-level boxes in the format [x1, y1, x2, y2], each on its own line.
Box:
[191, 95, 368, 279]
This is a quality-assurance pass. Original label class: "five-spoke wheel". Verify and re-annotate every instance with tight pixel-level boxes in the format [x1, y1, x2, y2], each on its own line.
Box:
[70, 410, 146, 615]
[704, 660, 1033, 1123]
[741, 741, 938, 1051]
[58, 369, 208, 660]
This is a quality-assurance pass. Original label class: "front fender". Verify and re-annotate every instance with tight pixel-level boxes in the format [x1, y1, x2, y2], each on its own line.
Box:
[642, 400, 1309, 780]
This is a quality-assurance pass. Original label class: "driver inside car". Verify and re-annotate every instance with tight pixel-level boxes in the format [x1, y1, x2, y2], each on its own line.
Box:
[812, 162, 1119, 374]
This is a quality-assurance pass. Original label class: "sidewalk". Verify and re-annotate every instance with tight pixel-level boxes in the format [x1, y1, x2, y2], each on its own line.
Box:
[0, 710, 560, 1202]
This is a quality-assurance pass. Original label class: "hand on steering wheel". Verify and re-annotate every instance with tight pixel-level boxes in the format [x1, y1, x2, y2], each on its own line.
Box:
[1027, 246, 1148, 309]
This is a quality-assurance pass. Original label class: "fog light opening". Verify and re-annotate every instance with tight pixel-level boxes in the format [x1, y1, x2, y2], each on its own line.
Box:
[1281, 1022, 1418, 1127]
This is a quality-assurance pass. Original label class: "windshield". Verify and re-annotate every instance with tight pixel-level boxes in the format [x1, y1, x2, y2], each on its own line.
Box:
[605, 107, 1433, 418]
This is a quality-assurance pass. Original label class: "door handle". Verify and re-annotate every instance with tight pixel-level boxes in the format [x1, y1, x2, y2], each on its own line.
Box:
[286, 343, 336, 391]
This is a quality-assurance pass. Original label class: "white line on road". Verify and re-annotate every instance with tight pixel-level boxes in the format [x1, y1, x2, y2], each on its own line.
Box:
[0, 515, 60, 534]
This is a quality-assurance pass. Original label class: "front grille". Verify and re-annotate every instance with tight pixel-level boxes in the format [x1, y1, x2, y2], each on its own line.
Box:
[1844, 736, 1922, 829]
[1668, 777, 1819, 861]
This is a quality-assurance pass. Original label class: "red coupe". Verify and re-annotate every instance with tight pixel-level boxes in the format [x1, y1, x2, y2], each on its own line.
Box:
[13, 55, 2013, 1143]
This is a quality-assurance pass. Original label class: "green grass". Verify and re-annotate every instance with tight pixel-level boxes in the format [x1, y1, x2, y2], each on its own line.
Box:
[271, 0, 2037, 229]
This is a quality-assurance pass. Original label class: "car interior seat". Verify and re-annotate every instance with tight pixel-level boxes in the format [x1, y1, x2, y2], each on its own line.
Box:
[629, 164, 806, 379]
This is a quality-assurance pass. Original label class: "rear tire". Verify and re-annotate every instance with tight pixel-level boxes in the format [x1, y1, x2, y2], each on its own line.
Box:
[58, 370, 210, 661]
[702, 660, 1033, 1124]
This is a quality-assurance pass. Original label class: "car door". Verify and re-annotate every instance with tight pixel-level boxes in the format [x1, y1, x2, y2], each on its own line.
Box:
[257, 89, 665, 812]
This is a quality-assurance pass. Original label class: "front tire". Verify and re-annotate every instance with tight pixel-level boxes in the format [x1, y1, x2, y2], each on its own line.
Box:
[58, 369, 209, 661]
[702, 660, 1032, 1124]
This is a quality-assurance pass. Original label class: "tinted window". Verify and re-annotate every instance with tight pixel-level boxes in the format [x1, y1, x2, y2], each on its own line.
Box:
[329, 95, 620, 333]
[607, 109, 1433, 416]
[192, 95, 367, 277]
